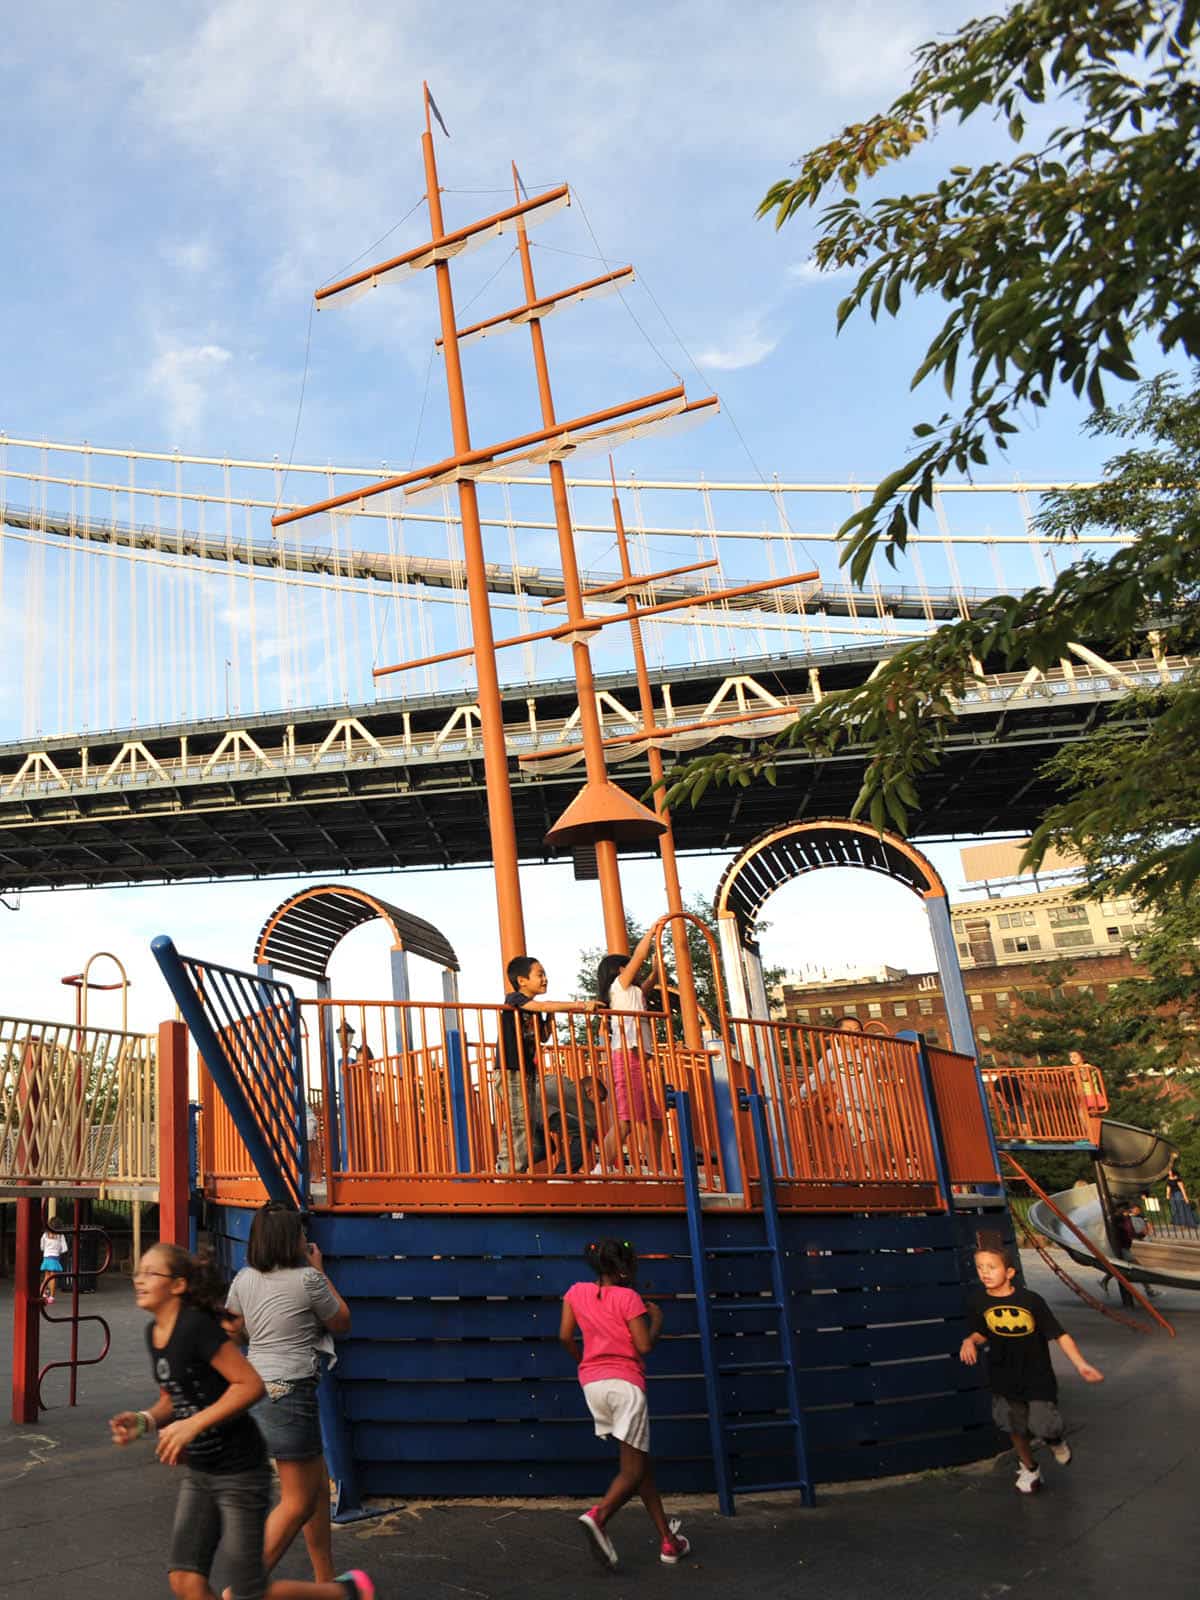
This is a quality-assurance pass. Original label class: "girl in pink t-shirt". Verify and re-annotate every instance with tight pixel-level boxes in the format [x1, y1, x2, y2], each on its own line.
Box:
[559, 1239, 690, 1571]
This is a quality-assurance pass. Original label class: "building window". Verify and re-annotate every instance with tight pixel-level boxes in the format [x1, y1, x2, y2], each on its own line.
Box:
[842, 1004, 858, 1017]
[1048, 904, 1089, 927]
[819, 1007, 834, 1021]
[893, 1001, 908, 1018]
[795, 1007, 810, 1022]
[997, 910, 1037, 929]
[978, 1028, 992, 1042]
[969, 993, 984, 1010]
[918, 997, 934, 1015]
[957, 941, 972, 959]
[1105, 926, 1119, 941]
[1108, 984, 1121, 996]
[1076, 984, 1093, 997]
[1053, 929, 1093, 949]
[995, 991, 1010, 1008]
[1002, 934, 1042, 955]
[867, 1002, 883, 1019]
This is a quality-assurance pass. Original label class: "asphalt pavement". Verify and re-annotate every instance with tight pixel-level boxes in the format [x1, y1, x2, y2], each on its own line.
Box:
[0, 1253, 1193, 1600]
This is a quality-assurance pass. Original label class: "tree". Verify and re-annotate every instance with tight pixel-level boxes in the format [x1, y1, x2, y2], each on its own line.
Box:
[665, 3, 1200, 903]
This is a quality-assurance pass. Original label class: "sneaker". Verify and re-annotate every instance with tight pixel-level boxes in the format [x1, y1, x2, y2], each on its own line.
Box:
[660, 1518, 691, 1565]
[579, 1507, 619, 1568]
[336, 1573, 375, 1600]
[1048, 1438, 1072, 1466]
[1015, 1464, 1043, 1495]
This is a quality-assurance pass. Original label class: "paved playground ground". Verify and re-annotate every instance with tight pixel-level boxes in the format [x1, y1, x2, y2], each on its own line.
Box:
[0, 1254, 1193, 1599]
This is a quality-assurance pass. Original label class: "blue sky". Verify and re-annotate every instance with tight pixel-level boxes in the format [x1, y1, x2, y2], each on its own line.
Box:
[0, 2, 1127, 1031]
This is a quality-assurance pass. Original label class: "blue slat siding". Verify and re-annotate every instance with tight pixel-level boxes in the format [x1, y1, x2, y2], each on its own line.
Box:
[207, 1203, 1004, 1492]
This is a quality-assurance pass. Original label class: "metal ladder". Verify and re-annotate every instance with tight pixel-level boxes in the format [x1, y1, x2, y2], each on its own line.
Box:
[670, 1084, 814, 1514]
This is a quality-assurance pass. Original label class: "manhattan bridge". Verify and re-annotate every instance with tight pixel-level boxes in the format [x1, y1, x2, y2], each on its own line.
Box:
[0, 436, 1182, 894]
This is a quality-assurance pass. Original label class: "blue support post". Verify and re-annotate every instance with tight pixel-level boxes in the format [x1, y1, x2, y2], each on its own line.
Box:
[703, 1033, 744, 1199]
[925, 895, 978, 1057]
[445, 1028, 472, 1173]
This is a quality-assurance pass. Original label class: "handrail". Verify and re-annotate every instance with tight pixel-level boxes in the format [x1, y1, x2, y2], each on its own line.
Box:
[1005, 1151, 1174, 1335]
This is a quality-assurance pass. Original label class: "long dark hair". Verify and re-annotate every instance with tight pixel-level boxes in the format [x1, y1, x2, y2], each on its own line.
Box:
[153, 1243, 229, 1318]
[596, 953, 628, 1007]
[247, 1201, 308, 1273]
[584, 1237, 637, 1295]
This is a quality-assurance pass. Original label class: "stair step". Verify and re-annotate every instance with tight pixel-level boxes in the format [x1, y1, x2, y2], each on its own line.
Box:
[712, 1299, 783, 1313]
[724, 1418, 799, 1433]
[718, 1361, 789, 1376]
[705, 1245, 774, 1256]
[731, 1480, 812, 1496]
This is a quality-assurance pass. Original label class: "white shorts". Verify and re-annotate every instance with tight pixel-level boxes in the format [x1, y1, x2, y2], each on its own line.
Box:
[582, 1379, 650, 1453]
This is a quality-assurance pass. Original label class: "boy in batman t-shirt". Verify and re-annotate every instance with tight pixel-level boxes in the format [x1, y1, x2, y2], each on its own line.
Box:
[961, 1244, 1103, 1495]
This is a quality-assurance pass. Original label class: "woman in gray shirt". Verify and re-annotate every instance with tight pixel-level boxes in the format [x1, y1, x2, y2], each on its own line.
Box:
[225, 1202, 351, 1588]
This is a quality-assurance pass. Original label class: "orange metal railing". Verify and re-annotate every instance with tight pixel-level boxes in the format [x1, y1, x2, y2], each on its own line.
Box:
[731, 1019, 943, 1210]
[982, 1063, 1102, 1146]
[926, 1045, 1003, 1187]
[195, 990, 1052, 1214]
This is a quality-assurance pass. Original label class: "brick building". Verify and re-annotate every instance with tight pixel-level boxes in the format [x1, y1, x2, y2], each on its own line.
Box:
[771, 883, 1151, 1054]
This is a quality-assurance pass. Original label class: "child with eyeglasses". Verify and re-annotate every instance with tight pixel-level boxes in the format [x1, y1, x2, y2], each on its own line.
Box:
[559, 1237, 690, 1571]
[110, 1243, 373, 1600]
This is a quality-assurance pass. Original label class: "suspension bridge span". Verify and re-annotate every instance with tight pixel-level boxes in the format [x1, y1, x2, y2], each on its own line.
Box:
[0, 439, 1174, 892]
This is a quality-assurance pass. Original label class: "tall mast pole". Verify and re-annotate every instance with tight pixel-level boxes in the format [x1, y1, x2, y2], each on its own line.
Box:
[610, 465, 703, 1049]
[512, 165, 628, 953]
[422, 89, 526, 970]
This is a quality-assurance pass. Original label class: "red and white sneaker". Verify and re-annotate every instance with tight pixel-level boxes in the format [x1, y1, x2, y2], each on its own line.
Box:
[579, 1507, 619, 1568]
[661, 1518, 691, 1564]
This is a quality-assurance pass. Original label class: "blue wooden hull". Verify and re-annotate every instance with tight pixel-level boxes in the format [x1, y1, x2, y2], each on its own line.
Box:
[210, 1203, 1007, 1496]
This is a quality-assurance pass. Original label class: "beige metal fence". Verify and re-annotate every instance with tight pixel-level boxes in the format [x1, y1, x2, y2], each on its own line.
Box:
[0, 1015, 156, 1192]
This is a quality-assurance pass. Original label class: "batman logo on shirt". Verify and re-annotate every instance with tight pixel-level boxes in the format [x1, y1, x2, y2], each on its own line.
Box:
[984, 1304, 1036, 1337]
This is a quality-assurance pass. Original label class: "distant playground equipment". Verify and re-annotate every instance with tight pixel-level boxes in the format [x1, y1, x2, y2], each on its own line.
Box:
[1026, 1117, 1199, 1297]
[0, 950, 178, 1422]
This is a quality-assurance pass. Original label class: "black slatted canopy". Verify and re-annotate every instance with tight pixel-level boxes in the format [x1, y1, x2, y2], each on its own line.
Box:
[715, 820, 942, 947]
[254, 885, 459, 982]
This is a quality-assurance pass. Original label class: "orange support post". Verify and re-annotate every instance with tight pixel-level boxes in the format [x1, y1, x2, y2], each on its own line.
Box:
[158, 1020, 190, 1247]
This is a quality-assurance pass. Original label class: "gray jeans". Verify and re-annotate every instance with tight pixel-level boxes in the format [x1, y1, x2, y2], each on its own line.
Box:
[168, 1463, 270, 1599]
[495, 1072, 543, 1173]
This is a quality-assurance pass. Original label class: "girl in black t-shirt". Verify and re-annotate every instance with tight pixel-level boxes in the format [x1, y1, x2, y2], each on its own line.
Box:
[110, 1243, 373, 1600]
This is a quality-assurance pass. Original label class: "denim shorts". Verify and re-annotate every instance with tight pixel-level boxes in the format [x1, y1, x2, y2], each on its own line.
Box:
[169, 1464, 270, 1598]
[992, 1395, 1064, 1441]
[251, 1376, 324, 1462]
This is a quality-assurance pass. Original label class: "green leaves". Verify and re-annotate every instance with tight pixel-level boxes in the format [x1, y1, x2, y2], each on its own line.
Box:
[757, 0, 1200, 576]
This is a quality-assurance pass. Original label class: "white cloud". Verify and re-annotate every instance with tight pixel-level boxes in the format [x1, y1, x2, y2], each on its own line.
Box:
[694, 318, 779, 372]
[147, 339, 234, 437]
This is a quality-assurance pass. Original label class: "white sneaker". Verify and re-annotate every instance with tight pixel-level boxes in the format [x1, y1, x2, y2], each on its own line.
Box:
[1015, 1464, 1043, 1495]
[579, 1508, 618, 1568]
[1048, 1439, 1072, 1466]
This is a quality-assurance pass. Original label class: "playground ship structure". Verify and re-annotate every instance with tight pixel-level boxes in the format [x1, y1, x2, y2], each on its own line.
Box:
[5, 87, 1160, 1517]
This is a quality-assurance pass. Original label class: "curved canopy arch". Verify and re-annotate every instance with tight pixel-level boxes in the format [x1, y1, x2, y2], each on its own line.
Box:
[713, 819, 972, 1055]
[255, 885, 459, 984]
[715, 819, 946, 951]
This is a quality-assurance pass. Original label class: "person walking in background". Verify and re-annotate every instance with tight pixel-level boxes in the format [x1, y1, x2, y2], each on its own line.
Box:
[110, 1240, 373, 1599]
[596, 930, 667, 1171]
[39, 1215, 68, 1304]
[560, 1238, 690, 1570]
[1166, 1160, 1197, 1230]
[224, 1203, 352, 1592]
